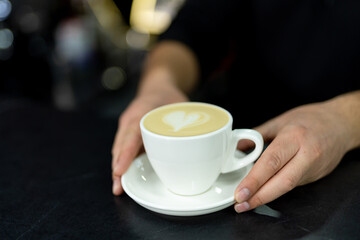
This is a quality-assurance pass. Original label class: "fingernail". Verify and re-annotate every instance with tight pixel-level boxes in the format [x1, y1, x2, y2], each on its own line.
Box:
[235, 202, 250, 213]
[112, 179, 120, 195]
[236, 188, 250, 202]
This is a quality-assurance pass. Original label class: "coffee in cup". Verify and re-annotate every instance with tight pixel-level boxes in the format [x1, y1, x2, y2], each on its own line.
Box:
[140, 102, 263, 196]
[142, 102, 229, 137]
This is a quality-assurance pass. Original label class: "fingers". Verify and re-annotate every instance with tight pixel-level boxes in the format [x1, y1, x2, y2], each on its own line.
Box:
[111, 99, 151, 196]
[112, 176, 123, 196]
[235, 153, 305, 213]
[112, 124, 140, 168]
[234, 128, 300, 212]
[112, 121, 143, 196]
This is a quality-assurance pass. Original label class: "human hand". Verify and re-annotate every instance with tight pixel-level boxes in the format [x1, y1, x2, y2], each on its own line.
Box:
[234, 100, 354, 213]
[111, 89, 188, 195]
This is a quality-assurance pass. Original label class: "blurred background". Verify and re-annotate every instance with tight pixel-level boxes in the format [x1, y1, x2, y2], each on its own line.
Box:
[0, 0, 184, 118]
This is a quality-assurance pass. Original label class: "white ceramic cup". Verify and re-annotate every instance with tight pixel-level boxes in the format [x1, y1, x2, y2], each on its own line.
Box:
[140, 102, 264, 196]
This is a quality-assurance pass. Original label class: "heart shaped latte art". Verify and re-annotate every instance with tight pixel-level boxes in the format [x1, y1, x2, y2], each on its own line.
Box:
[162, 111, 210, 132]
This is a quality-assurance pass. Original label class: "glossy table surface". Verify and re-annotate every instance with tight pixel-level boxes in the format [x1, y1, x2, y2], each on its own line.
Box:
[1, 99, 360, 240]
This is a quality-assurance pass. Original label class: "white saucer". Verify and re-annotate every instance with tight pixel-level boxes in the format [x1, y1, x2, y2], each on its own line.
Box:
[121, 152, 253, 216]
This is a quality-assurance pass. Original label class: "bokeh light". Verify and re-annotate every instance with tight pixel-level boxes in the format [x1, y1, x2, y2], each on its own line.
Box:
[0, 28, 13, 49]
[0, 31, 13, 60]
[126, 29, 150, 49]
[101, 66, 127, 90]
[0, 0, 11, 21]
[130, 0, 172, 34]
[17, 9, 41, 33]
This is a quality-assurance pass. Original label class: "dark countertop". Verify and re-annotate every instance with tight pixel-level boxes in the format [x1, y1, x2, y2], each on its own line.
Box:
[1, 99, 360, 240]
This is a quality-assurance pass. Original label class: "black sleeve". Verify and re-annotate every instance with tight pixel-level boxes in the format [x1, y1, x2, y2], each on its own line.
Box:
[159, 0, 240, 80]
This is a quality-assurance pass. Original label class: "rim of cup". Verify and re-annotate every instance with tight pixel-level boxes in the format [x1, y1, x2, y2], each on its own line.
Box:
[140, 102, 233, 140]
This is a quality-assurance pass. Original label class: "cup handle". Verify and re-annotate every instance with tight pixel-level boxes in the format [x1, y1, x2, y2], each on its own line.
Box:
[221, 129, 264, 174]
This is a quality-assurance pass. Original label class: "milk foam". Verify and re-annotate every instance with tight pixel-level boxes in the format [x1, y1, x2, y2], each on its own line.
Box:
[162, 111, 210, 132]
[143, 103, 229, 137]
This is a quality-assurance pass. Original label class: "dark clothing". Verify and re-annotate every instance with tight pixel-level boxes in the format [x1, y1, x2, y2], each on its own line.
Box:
[160, 0, 360, 128]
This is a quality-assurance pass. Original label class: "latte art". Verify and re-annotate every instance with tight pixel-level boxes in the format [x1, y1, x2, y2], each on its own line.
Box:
[143, 103, 229, 137]
[162, 111, 210, 132]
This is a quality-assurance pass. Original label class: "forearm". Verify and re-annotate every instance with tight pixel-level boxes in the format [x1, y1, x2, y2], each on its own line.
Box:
[327, 90, 360, 151]
[137, 40, 200, 99]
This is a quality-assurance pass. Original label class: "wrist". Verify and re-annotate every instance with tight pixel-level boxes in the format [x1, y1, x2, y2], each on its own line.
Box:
[142, 41, 199, 93]
[137, 67, 189, 106]
[326, 91, 360, 150]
